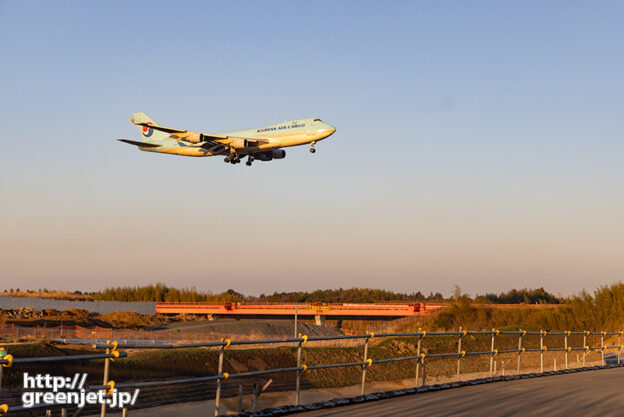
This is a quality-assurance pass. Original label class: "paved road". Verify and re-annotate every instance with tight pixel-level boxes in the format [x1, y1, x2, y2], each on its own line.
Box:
[298, 367, 624, 417]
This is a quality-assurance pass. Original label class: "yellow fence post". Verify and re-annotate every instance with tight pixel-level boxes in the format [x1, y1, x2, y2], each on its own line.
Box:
[215, 338, 230, 416]
[540, 331, 545, 373]
[517, 330, 525, 374]
[489, 329, 497, 377]
[100, 340, 117, 417]
[456, 327, 465, 381]
[101, 346, 110, 417]
[564, 331, 569, 369]
[583, 331, 588, 367]
[415, 329, 424, 386]
[295, 334, 307, 405]
[361, 332, 373, 395]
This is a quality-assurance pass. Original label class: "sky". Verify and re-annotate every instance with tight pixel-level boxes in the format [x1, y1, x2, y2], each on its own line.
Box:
[1, 1, 623, 297]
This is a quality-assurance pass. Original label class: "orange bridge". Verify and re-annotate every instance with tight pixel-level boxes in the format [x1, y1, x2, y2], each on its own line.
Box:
[156, 302, 444, 324]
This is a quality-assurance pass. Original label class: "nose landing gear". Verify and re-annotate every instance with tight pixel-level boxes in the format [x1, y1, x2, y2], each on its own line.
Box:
[310, 141, 316, 153]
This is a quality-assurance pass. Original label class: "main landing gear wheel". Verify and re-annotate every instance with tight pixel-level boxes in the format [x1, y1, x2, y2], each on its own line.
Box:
[310, 141, 317, 153]
[246, 156, 254, 166]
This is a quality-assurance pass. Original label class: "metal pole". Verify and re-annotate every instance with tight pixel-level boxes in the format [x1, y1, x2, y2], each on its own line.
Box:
[456, 327, 462, 381]
[295, 340, 302, 405]
[421, 357, 426, 386]
[100, 347, 110, 417]
[214, 345, 225, 417]
[540, 331, 544, 373]
[601, 332, 605, 366]
[489, 329, 495, 377]
[565, 331, 569, 370]
[517, 331, 523, 375]
[415, 331, 422, 386]
[619, 332, 622, 365]
[583, 332, 587, 367]
[361, 335, 369, 395]
[294, 306, 298, 339]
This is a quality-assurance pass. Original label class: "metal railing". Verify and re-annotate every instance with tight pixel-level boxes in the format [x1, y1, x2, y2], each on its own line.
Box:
[1, 328, 623, 416]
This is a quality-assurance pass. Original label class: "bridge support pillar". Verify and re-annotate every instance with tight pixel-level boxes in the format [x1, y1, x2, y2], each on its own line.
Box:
[315, 314, 325, 326]
[208, 314, 218, 321]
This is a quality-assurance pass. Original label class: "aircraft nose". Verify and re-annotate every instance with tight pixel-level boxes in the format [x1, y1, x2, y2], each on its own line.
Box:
[325, 124, 336, 135]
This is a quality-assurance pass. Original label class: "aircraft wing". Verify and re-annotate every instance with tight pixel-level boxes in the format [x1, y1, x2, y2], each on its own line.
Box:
[117, 139, 161, 148]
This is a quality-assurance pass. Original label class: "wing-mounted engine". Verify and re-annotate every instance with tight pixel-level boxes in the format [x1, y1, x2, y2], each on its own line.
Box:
[253, 150, 286, 161]
[227, 138, 248, 149]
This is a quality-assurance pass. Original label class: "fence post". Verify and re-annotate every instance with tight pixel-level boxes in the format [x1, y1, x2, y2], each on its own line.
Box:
[540, 330, 545, 373]
[619, 331, 622, 365]
[456, 327, 465, 381]
[489, 329, 496, 376]
[100, 344, 111, 417]
[415, 329, 424, 386]
[421, 356, 426, 386]
[601, 332, 606, 366]
[214, 339, 230, 417]
[565, 331, 569, 370]
[361, 333, 372, 395]
[517, 330, 524, 375]
[295, 335, 307, 406]
[583, 331, 587, 367]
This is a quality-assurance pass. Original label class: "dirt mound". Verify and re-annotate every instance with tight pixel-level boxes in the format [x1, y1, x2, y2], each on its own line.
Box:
[151, 319, 343, 338]
[98, 311, 165, 328]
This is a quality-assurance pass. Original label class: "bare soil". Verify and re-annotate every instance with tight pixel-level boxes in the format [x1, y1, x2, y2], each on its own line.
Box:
[146, 319, 343, 338]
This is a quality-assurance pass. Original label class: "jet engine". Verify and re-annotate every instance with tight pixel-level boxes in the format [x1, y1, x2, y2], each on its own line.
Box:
[253, 150, 286, 161]
[227, 138, 248, 149]
[173, 132, 202, 143]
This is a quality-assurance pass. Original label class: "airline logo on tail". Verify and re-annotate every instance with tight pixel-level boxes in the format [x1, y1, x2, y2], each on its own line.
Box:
[142, 122, 154, 138]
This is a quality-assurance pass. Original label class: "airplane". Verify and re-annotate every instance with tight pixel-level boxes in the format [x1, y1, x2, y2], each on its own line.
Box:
[118, 113, 336, 166]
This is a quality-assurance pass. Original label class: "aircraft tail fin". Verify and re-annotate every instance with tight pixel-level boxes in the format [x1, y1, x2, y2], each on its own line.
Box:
[130, 112, 170, 142]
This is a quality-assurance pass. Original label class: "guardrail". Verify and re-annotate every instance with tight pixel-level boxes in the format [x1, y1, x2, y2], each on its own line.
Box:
[1, 328, 623, 416]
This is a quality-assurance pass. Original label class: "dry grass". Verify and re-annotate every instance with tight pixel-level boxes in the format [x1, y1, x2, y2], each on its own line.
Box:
[0, 289, 93, 301]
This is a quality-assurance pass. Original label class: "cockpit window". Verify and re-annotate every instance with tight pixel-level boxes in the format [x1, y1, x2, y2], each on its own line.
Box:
[313, 118, 321, 121]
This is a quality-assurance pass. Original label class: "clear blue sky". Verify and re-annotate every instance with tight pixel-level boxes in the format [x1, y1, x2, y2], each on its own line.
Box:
[1, 1, 622, 297]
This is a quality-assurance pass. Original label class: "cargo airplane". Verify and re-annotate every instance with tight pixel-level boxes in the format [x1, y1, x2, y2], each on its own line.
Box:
[118, 113, 336, 166]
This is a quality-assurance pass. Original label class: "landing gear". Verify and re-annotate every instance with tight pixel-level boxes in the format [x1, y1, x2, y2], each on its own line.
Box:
[224, 154, 241, 164]
[246, 156, 254, 166]
[310, 141, 316, 153]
